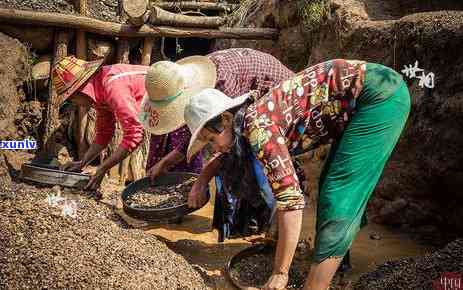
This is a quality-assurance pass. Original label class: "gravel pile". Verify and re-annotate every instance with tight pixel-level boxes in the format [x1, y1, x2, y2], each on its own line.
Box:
[354, 239, 463, 290]
[0, 182, 211, 290]
[126, 177, 195, 209]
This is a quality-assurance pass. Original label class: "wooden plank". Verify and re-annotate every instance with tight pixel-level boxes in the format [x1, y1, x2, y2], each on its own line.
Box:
[0, 8, 278, 39]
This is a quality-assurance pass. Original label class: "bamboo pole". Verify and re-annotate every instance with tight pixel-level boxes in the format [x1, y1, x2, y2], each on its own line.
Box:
[0, 8, 278, 39]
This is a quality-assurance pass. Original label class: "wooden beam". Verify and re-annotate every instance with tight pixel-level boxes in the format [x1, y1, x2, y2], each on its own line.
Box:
[141, 37, 154, 65]
[116, 38, 130, 64]
[75, 0, 87, 59]
[154, 1, 238, 12]
[0, 8, 278, 39]
[150, 6, 225, 28]
[123, 0, 149, 26]
[43, 30, 69, 153]
[75, 0, 89, 160]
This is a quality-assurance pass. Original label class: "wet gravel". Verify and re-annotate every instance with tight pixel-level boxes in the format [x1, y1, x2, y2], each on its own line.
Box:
[355, 239, 463, 290]
[230, 241, 312, 289]
[0, 182, 211, 289]
[126, 177, 196, 209]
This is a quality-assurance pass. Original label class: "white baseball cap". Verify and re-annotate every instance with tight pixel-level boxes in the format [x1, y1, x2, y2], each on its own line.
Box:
[184, 88, 251, 162]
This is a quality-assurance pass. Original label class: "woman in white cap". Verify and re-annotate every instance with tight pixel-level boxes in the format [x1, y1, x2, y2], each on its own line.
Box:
[182, 59, 411, 289]
[140, 48, 294, 190]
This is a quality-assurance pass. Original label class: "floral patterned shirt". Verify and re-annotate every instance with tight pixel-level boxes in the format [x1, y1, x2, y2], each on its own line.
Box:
[243, 59, 367, 210]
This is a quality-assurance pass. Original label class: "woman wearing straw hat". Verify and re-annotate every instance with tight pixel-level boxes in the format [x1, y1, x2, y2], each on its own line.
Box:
[52, 56, 149, 191]
[141, 48, 294, 188]
[182, 59, 411, 290]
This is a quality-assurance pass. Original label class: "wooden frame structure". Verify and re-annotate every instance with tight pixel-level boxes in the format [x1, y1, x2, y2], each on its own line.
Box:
[0, 1, 277, 184]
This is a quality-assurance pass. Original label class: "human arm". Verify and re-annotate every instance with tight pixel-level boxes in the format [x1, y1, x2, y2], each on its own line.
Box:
[188, 154, 222, 208]
[147, 148, 185, 180]
[262, 209, 303, 289]
[147, 126, 190, 180]
[246, 116, 305, 289]
[84, 83, 144, 190]
[85, 145, 130, 190]
[61, 107, 114, 172]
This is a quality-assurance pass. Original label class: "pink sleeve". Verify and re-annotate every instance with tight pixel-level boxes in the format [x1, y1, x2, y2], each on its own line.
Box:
[104, 83, 144, 152]
[94, 108, 116, 148]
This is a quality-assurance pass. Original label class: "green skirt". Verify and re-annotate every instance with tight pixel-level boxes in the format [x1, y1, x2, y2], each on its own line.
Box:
[313, 63, 411, 263]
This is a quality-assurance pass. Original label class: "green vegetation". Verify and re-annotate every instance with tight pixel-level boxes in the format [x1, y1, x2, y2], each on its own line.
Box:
[297, 0, 330, 31]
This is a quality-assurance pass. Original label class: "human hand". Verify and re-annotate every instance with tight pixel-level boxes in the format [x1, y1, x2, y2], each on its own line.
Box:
[85, 168, 106, 191]
[61, 160, 83, 172]
[147, 162, 167, 182]
[187, 179, 208, 208]
[261, 273, 288, 290]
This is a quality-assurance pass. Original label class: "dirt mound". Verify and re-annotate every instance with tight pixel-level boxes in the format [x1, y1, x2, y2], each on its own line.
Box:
[0, 32, 29, 141]
[354, 239, 463, 289]
[0, 183, 211, 290]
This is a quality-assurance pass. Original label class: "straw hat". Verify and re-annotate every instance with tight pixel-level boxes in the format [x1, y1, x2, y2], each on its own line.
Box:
[184, 88, 250, 162]
[139, 56, 217, 135]
[52, 56, 104, 103]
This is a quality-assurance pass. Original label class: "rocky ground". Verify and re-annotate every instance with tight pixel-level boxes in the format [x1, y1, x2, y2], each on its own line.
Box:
[354, 239, 463, 289]
[0, 0, 121, 22]
[0, 182, 211, 289]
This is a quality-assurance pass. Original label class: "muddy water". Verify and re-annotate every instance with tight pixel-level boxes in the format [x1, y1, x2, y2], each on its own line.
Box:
[142, 194, 433, 289]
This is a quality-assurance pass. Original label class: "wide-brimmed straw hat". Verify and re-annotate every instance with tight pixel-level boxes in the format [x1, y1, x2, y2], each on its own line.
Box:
[52, 56, 104, 103]
[139, 56, 217, 135]
[185, 88, 250, 162]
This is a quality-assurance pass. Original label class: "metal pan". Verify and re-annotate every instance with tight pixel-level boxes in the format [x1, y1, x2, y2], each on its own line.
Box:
[121, 172, 210, 222]
[225, 243, 276, 290]
[20, 163, 90, 189]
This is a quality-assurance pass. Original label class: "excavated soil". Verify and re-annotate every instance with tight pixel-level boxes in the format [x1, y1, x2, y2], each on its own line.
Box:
[0, 32, 29, 141]
[0, 0, 121, 22]
[354, 239, 463, 290]
[0, 182, 211, 290]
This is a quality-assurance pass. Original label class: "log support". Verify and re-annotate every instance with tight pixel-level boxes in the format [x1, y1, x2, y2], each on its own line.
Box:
[43, 30, 69, 154]
[0, 8, 278, 39]
[75, 0, 90, 160]
[149, 6, 225, 28]
[154, 1, 238, 12]
[123, 0, 149, 26]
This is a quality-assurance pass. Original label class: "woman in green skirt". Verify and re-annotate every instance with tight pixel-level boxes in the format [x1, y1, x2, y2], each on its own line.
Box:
[181, 59, 411, 289]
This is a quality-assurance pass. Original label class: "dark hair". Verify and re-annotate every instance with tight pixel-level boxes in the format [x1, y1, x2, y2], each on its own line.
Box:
[204, 106, 242, 134]
[217, 101, 254, 195]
